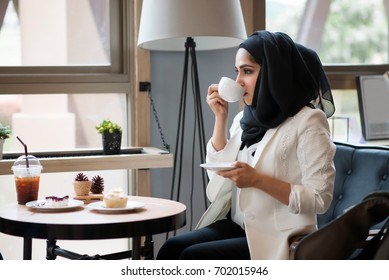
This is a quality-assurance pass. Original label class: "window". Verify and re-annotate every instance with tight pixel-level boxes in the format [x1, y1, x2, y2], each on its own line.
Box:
[0, 0, 111, 67]
[251, 0, 389, 143]
[0, 0, 130, 89]
[0, 0, 131, 152]
[265, 0, 388, 65]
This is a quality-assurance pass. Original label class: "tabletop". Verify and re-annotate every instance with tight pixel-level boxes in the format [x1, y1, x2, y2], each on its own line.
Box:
[0, 196, 186, 259]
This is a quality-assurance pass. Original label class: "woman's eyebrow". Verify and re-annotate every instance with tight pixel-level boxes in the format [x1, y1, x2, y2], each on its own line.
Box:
[235, 64, 255, 70]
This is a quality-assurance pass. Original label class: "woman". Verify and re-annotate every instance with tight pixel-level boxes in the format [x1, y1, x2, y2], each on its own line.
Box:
[157, 31, 336, 260]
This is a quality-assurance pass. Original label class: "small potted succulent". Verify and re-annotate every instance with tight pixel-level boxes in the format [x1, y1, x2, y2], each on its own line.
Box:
[0, 123, 11, 159]
[96, 119, 122, 155]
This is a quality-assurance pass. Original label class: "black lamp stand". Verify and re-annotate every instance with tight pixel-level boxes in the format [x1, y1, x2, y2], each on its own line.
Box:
[169, 37, 209, 231]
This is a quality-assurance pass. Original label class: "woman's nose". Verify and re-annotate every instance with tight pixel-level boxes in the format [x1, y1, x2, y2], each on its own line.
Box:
[235, 76, 244, 87]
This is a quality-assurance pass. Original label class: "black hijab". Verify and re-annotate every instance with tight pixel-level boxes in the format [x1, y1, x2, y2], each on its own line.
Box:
[239, 31, 335, 148]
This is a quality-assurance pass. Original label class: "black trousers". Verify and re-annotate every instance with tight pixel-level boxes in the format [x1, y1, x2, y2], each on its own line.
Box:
[156, 219, 251, 260]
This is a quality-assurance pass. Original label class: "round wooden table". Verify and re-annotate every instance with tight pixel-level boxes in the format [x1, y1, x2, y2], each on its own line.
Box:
[0, 196, 186, 260]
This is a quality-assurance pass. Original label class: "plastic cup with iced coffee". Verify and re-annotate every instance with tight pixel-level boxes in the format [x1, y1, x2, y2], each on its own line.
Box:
[12, 155, 42, 205]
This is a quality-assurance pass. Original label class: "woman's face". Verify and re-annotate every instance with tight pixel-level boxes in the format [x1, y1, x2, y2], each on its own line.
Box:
[235, 48, 260, 106]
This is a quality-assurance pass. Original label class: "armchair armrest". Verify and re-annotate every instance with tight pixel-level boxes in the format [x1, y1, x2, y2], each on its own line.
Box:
[289, 234, 307, 259]
[289, 229, 380, 260]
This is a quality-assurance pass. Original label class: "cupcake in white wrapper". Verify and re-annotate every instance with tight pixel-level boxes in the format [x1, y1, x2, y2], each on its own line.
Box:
[103, 189, 128, 208]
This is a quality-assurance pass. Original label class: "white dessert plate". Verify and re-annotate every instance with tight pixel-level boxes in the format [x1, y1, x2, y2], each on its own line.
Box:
[200, 162, 237, 171]
[87, 201, 146, 213]
[26, 199, 84, 212]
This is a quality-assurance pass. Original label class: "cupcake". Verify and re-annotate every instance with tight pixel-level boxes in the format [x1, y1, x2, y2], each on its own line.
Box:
[103, 189, 128, 208]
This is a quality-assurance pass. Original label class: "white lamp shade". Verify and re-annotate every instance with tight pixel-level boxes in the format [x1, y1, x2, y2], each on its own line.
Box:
[137, 0, 247, 51]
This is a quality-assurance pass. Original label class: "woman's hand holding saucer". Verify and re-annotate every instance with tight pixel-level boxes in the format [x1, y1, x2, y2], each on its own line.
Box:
[217, 161, 261, 189]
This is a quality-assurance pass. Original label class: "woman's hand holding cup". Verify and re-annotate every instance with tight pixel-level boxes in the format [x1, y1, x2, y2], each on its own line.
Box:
[207, 83, 229, 119]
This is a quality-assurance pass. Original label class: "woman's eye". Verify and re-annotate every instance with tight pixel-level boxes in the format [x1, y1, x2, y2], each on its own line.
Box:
[235, 68, 254, 75]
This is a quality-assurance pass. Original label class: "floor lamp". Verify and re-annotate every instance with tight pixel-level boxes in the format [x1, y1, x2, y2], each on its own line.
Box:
[137, 0, 247, 230]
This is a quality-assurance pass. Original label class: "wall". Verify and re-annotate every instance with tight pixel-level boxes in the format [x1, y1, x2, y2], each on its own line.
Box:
[149, 47, 241, 254]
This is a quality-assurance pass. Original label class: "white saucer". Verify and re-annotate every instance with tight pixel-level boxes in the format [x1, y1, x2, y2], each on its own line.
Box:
[26, 199, 84, 212]
[200, 162, 236, 171]
[87, 201, 146, 213]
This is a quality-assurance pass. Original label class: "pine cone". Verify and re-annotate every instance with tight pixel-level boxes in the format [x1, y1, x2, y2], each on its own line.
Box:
[91, 175, 104, 194]
[75, 173, 89, 181]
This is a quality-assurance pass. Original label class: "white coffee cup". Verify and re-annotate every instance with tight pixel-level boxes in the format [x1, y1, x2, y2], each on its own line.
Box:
[218, 77, 244, 103]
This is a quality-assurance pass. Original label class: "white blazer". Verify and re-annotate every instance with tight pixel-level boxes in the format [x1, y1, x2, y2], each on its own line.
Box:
[196, 107, 336, 259]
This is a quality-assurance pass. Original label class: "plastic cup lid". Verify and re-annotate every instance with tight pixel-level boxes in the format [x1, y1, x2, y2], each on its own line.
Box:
[11, 155, 42, 170]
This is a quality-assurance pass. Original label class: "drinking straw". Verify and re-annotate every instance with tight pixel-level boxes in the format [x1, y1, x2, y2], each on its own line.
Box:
[16, 136, 29, 168]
